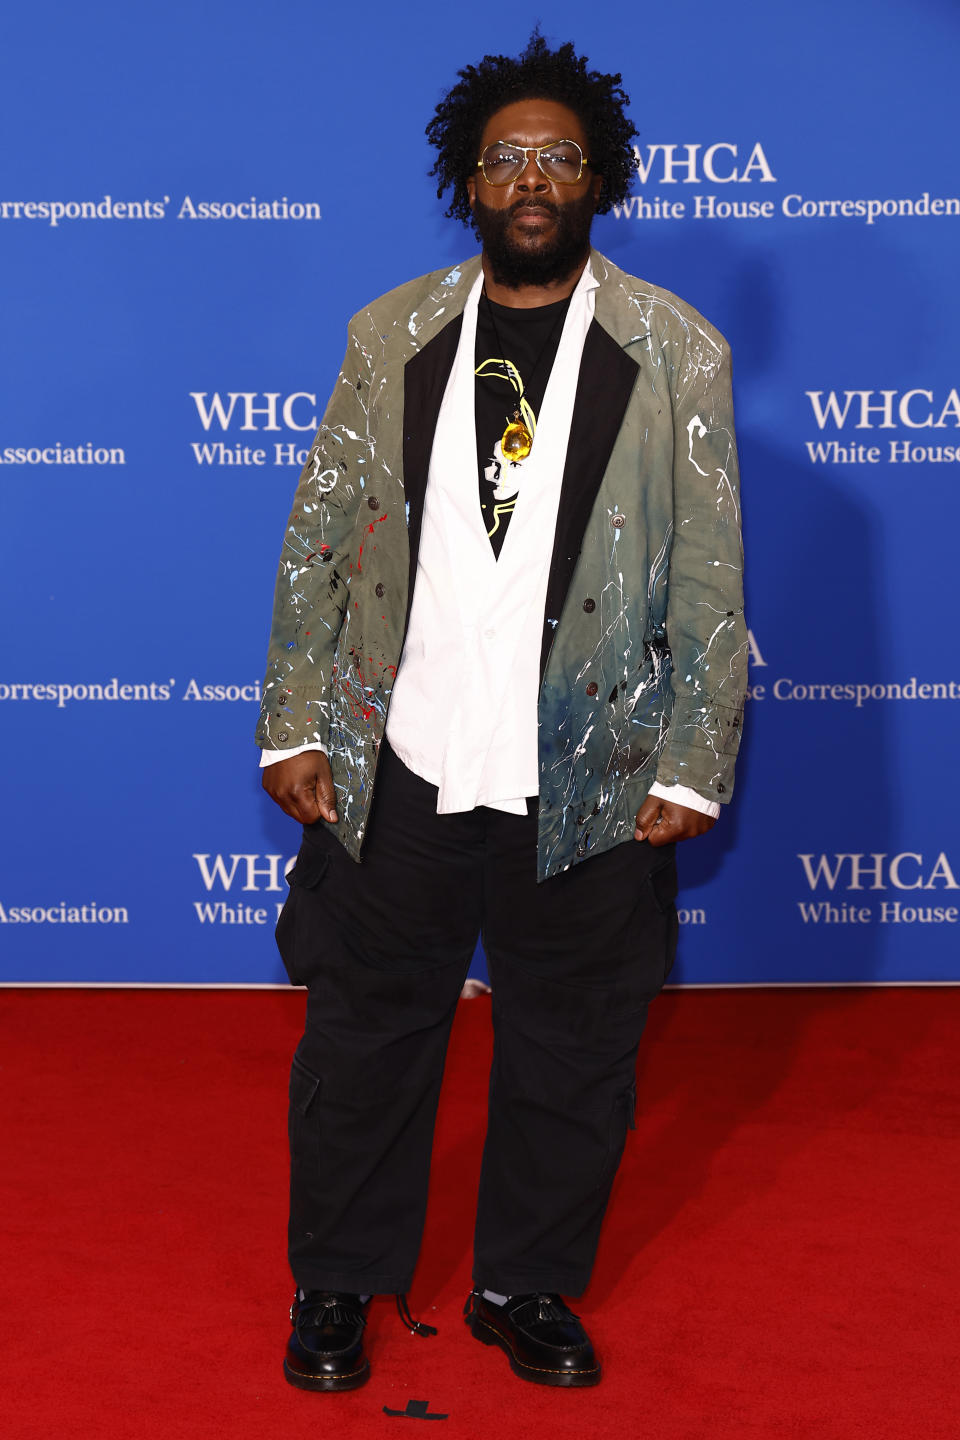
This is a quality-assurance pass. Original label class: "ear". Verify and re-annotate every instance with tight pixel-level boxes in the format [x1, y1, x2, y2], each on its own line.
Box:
[591, 172, 603, 205]
[466, 174, 477, 211]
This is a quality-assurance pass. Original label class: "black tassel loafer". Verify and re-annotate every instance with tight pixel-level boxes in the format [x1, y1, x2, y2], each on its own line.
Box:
[284, 1292, 370, 1391]
[464, 1291, 601, 1387]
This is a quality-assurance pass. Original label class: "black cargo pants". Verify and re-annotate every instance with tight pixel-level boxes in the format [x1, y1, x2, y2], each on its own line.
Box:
[277, 739, 678, 1298]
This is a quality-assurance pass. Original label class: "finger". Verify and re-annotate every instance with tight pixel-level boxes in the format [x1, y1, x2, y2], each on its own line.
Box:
[264, 777, 318, 826]
[290, 782, 322, 825]
[634, 796, 662, 842]
[645, 812, 677, 847]
[313, 769, 338, 824]
[650, 807, 716, 845]
[262, 773, 299, 819]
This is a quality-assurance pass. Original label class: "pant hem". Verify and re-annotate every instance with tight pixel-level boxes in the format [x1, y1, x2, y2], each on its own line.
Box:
[472, 1273, 590, 1299]
[292, 1271, 414, 1295]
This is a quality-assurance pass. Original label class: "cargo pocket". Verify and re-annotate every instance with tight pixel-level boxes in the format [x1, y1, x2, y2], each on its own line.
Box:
[289, 1054, 321, 1115]
[648, 857, 679, 989]
[275, 844, 330, 986]
[288, 1055, 322, 1169]
[596, 1079, 638, 1192]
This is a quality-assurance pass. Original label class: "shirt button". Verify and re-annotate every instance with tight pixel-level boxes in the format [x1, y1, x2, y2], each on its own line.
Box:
[483, 628, 495, 639]
[586, 682, 598, 697]
[367, 496, 380, 510]
[611, 514, 626, 529]
[582, 598, 596, 613]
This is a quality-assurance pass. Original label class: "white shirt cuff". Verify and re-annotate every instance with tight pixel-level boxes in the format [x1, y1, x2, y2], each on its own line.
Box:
[648, 781, 721, 819]
[259, 741, 327, 769]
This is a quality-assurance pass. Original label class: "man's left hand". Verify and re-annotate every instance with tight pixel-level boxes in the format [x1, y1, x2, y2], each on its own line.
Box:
[634, 796, 716, 846]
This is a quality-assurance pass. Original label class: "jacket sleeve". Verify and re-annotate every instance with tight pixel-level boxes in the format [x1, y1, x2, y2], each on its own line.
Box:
[655, 323, 747, 803]
[255, 320, 375, 755]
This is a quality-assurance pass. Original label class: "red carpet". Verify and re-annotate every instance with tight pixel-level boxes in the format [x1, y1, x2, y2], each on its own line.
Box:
[1, 987, 958, 1439]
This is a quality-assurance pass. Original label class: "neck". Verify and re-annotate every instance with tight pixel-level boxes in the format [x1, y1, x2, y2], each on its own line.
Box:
[479, 251, 589, 308]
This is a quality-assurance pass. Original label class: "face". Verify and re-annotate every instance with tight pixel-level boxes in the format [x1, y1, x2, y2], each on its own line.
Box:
[466, 98, 603, 288]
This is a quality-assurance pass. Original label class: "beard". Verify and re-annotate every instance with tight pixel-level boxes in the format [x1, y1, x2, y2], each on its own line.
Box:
[472, 190, 596, 289]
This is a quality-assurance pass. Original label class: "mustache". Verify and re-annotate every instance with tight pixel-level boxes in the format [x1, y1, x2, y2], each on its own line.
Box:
[508, 198, 560, 219]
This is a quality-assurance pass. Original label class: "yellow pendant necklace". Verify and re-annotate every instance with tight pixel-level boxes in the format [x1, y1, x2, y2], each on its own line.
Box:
[481, 288, 567, 463]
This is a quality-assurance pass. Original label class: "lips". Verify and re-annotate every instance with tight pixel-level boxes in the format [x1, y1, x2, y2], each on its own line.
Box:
[510, 203, 557, 227]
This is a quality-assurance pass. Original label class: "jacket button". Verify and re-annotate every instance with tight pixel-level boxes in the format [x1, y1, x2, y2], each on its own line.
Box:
[278, 731, 289, 741]
[582, 598, 595, 613]
[717, 783, 726, 793]
[586, 682, 598, 697]
[611, 514, 626, 529]
[367, 496, 380, 510]
[375, 583, 384, 597]
[576, 814, 586, 825]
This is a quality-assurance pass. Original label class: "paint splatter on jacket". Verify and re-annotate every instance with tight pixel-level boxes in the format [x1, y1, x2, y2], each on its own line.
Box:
[257, 250, 746, 880]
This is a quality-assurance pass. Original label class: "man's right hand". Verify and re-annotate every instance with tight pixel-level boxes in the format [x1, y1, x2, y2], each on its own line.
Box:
[261, 752, 339, 825]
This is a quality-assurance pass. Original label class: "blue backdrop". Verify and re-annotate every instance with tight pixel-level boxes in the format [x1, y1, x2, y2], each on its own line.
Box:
[2, 0, 959, 985]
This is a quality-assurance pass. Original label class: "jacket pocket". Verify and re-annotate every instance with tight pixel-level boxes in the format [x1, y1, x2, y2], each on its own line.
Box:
[275, 845, 330, 986]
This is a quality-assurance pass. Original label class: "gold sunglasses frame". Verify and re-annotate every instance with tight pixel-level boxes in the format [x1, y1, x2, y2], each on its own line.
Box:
[475, 139, 590, 187]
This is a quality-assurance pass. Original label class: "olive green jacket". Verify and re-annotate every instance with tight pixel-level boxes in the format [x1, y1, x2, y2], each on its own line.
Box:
[257, 249, 746, 880]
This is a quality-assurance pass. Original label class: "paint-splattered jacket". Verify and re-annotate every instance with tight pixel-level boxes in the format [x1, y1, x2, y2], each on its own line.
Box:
[257, 249, 746, 880]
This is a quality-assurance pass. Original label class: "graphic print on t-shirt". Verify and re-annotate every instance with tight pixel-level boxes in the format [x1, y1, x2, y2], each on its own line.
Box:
[474, 295, 570, 559]
[475, 355, 533, 545]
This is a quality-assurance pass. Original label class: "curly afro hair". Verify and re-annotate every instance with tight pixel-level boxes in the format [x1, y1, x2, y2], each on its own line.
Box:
[426, 31, 637, 230]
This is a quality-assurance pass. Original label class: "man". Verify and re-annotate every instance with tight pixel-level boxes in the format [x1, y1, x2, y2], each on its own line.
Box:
[258, 34, 746, 1393]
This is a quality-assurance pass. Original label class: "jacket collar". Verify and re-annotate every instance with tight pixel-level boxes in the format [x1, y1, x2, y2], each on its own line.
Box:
[590, 249, 654, 348]
[400, 248, 651, 352]
[396, 256, 483, 359]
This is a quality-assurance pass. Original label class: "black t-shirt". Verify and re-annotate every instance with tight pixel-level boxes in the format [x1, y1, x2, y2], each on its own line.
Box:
[474, 293, 570, 558]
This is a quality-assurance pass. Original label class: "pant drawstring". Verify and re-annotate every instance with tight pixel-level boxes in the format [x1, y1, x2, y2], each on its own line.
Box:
[396, 1292, 437, 1336]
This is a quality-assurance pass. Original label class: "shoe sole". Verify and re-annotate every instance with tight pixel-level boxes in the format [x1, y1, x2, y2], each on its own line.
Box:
[283, 1357, 370, 1392]
[466, 1313, 601, 1388]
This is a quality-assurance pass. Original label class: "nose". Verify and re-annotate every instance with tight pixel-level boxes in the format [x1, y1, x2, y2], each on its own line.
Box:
[516, 149, 549, 192]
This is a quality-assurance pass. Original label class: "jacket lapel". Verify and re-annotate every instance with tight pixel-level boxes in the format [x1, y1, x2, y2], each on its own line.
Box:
[539, 317, 639, 679]
[402, 314, 463, 617]
[393, 249, 642, 664]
